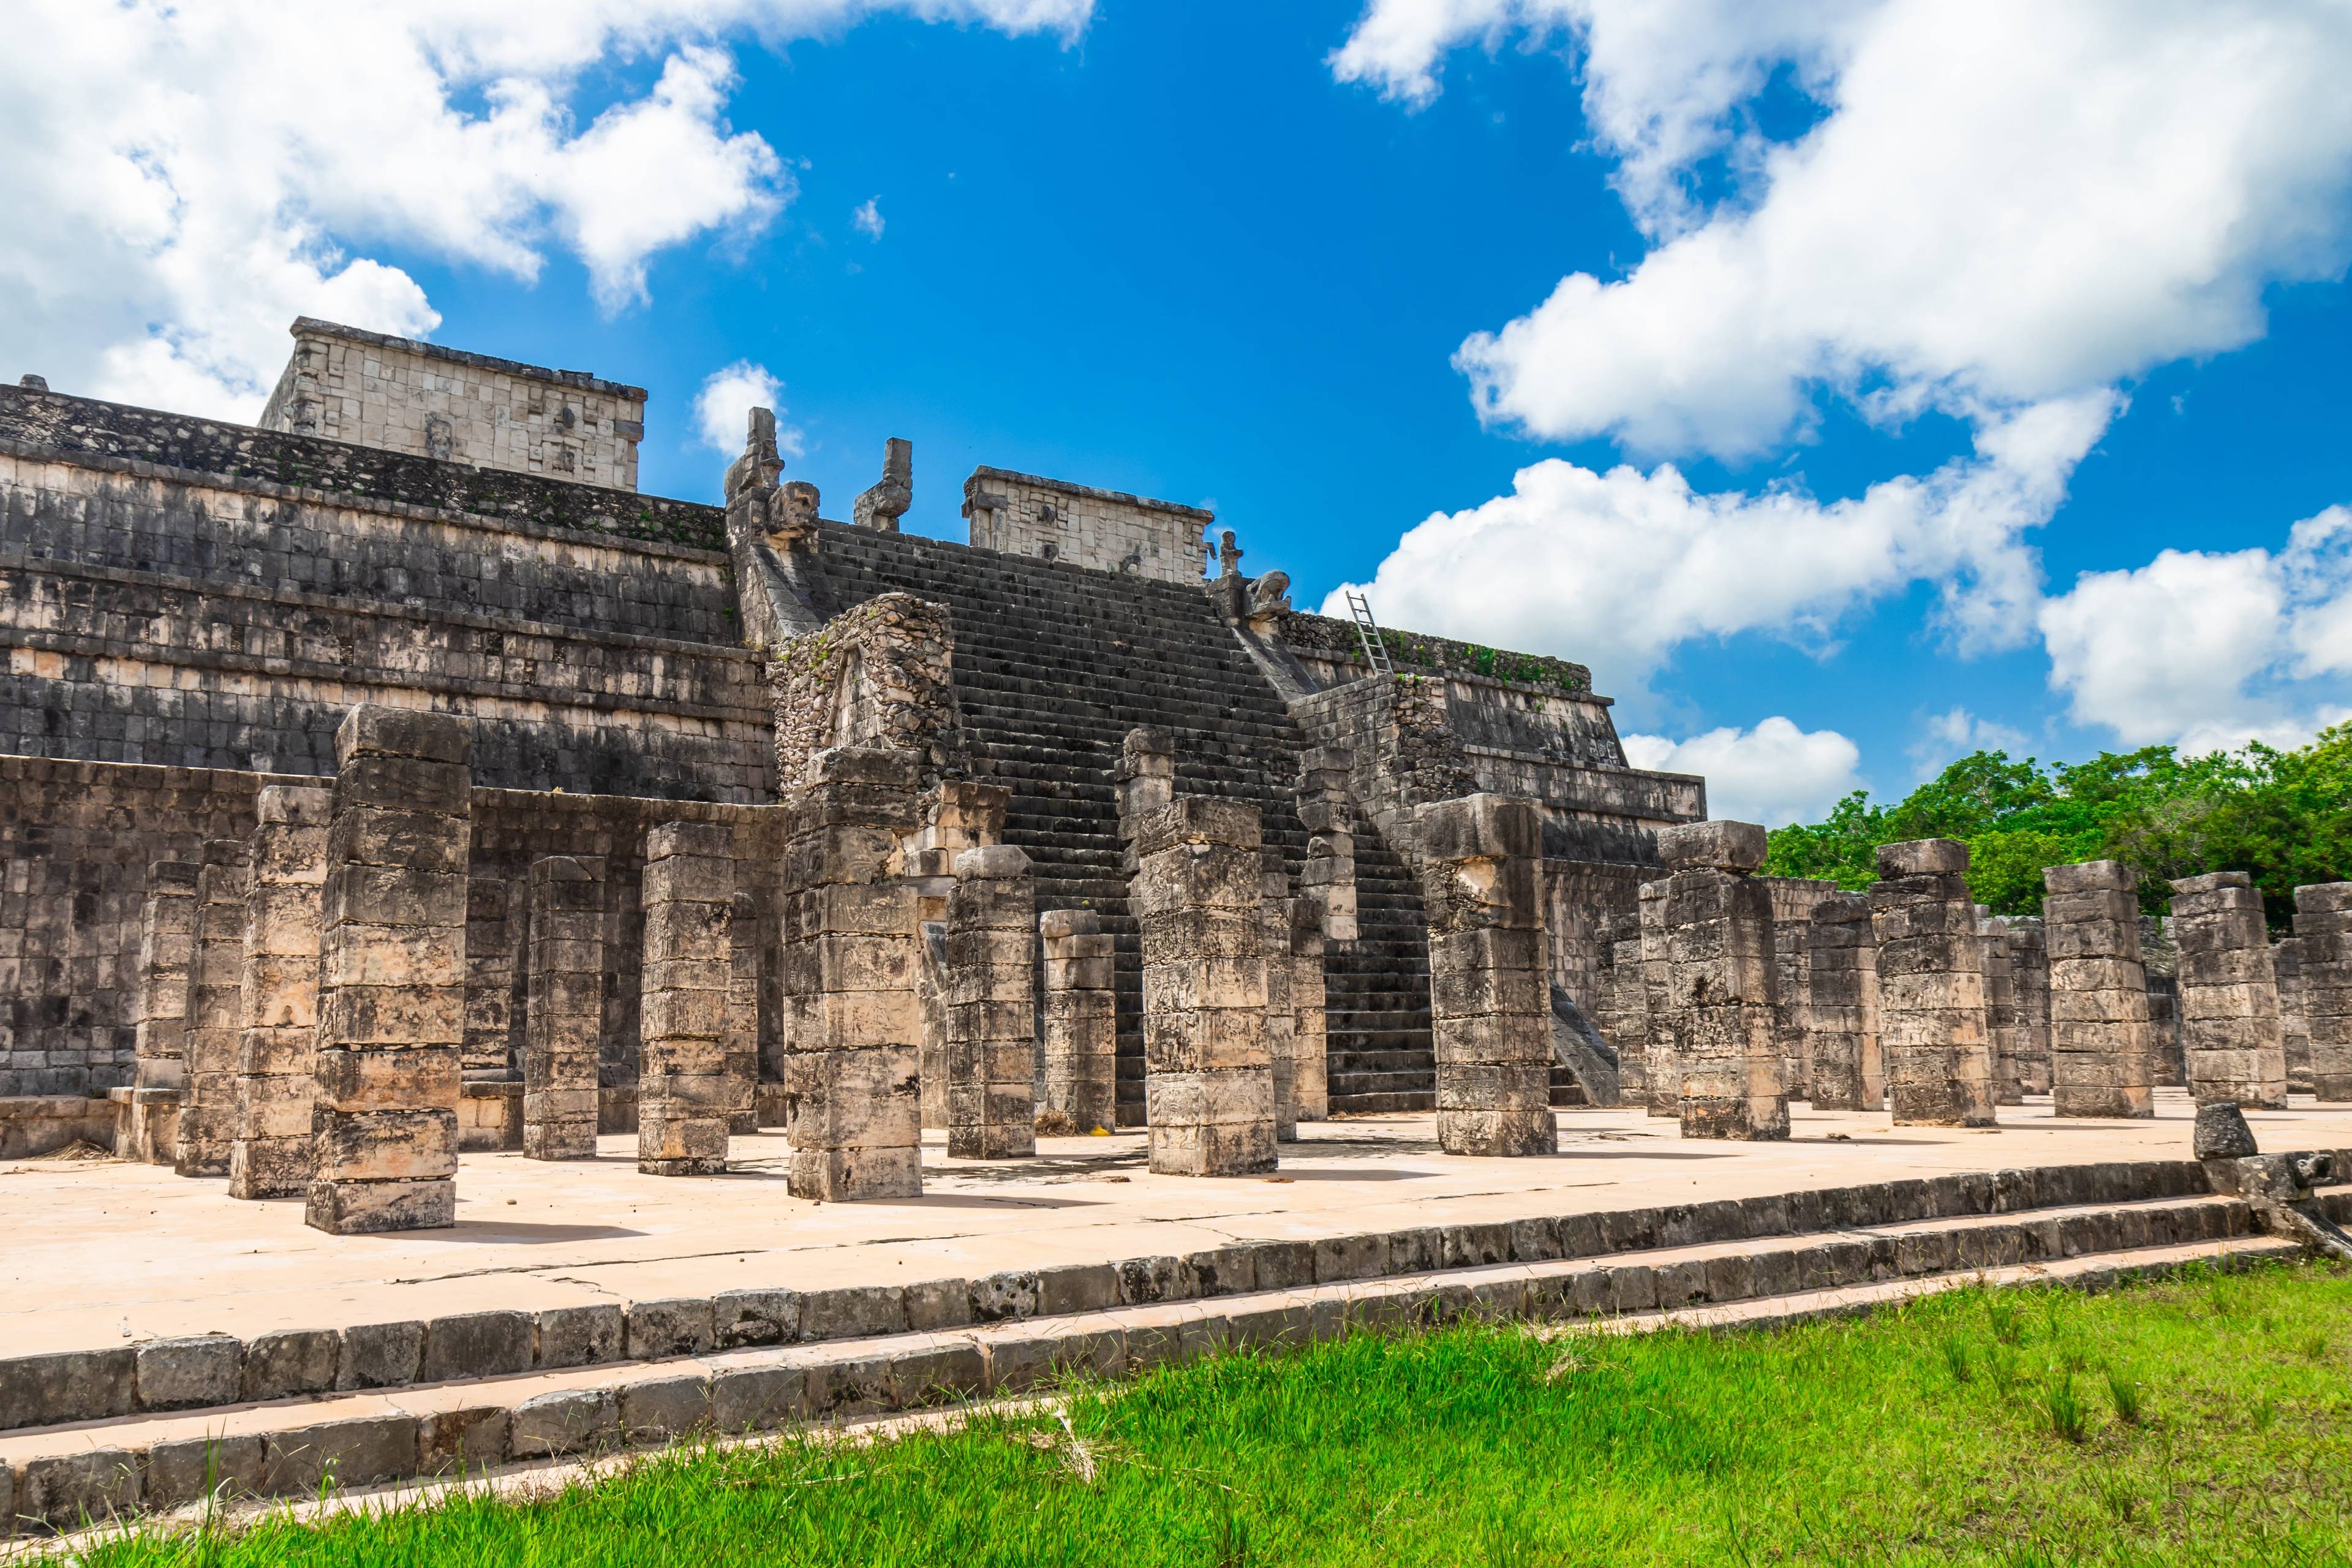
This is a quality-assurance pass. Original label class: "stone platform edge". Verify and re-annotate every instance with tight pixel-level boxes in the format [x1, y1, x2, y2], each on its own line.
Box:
[6, 1150, 2345, 1441]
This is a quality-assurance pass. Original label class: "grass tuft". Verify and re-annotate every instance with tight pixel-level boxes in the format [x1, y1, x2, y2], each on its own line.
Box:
[2103, 1368, 2144, 1427]
[2041, 1374, 2089, 1444]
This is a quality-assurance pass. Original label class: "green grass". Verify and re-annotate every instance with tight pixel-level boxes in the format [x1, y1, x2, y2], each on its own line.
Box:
[78, 1261, 2352, 1567]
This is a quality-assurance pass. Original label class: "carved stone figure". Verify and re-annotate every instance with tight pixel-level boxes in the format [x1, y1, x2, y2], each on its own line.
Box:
[855, 437, 913, 532]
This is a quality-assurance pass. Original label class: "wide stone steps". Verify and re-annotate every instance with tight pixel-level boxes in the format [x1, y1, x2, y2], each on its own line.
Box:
[7, 1159, 2335, 1534]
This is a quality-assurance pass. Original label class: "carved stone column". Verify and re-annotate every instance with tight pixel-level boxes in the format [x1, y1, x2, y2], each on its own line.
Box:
[1418, 793, 1558, 1156]
[2043, 860, 2156, 1118]
[1638, 880, 1676, 1117]
[124, 862, 199, 1164]
[175, 840, 251, 1178]
[1760, 877, 1838, 1100]
[2294, 883, 2352, 1102]
[1115, 727, 1175, 874]
[1289, 895, 1330, 1123]
[228, 785, 331, 1199]
[1871, 839, 1997, 1127]
[307, 706, 471, 1235]
[2003, 918, 2053, 1095]
[1978, 908, 2024, 1106]
[1657, 821, 1788, 1140]
[944, 845, 1036, 1159]
[1297, 749, 1359, 941]
[1806, 892, 1882, 1111]
[638, 822, 738, 1175]
[1262, 861, 1298, 1142]
[2274, 934, 2312, 1094]
[1594, 909, 1648, 1106]
[523, 855, 605, 1160]
[2170, 870, 2288, 1108]
[1041, 909, 1117, 1134]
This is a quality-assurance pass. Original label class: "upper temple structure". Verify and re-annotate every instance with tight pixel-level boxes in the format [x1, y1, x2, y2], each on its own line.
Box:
[0, 318, 1708, 1177]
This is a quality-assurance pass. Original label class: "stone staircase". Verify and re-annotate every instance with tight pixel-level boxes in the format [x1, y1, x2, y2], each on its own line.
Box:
[809, 526, 1435, 1117]
[6, 1154, 2340, 1534]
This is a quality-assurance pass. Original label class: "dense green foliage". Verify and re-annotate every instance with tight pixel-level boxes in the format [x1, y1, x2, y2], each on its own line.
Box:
[1764, 724, 2352, 924]
[84, 1262, 2352, 1567]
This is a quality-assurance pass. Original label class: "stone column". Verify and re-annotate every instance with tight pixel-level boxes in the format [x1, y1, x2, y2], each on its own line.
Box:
[1290, 895, 1330, 1123]
[1297, 749, 1359, 941]
[175, 840, 251, 1178]
[725, 888, 761, 1134]
[1656, 821, 1788, 1140]
[1871, 839, 1997, 1127]
[124, 862, 200, 1164]
[228, 785, 331, 1199]
[523, 855, 605, 1160]
[1417, 793, 1558, 1156]
[1261, 861, 1298, 1142]
[1115, 727, 1175, 873]
[2003, 919, 2053, 1095]
[780, 748, 924, 1200]
[908, 781, 1011, 1128]
[637, 822, 737, 1175]
[1638, 879, 1676, 1117]
[943, 845, 1036, 1158]
[1978, 908, 2024, 1106]
[1593, 910, 1648, 1107]
[2295, 883, 2352, 1102]
[2141, 916, 2185, 1087]
[307, 706, 471, 1235]
[1762, 878, 1838, 1101]
[2274, 935, 2313, 1095]
[1134, 796, 1276, 1175]
[2042, 860, 2156, 1119]
[1806, 892, 1882, 1110]
[1040, 909, 1117, 1134]
[2169, 870, 2288, 1108]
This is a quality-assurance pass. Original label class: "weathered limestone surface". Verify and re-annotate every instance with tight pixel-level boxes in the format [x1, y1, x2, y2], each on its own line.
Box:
[962, 466, 1213, 582]
[1040, 909, 1117, 1134]
[2169, 871, 2288, 1108]
[1760, 877, 1839, 1101]
[1262, 862, 1299, 1142]
[908, 781, 1010, 1129]
[522, 856, 605, 1160]
[175, 840, 251, 1178]
[2275, 935, 2313, 1094]
[1593, 909, 1648, 1106]
[1978, 907, 2024, 1106]
[943, 845, 1036, 1159]
[2141, 916, 2185, 1088]
[1656, 821, 1787, 1141]
[1806, 892, 1882, 1110]
[637, 823, 737, 1175]
[2001, 919, 2053, 1096]
[1638, 880, 1676, 1117]
[780, 748, 924, 1200]
[1418, 794, 1559, 1156]
[2043, 861, 2156, 1119]
[307, 706, 471, 1235]
[725, 889, 760, 1135]
[1115, 727, 1174, 876]
[1134, 797, 1276, 1175]
[1870, 839, 1997, 1128]
[123, 861, 200, 1163]
[2296, 883, 2352, 1102]
[228, 786, 331, 1199]
[1296, 750, 1359, 942]
[1289, 895, 1330, 1123]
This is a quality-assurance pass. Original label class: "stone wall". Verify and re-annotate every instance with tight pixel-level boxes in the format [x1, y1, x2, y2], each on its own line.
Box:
[767, 594, 965, 791]
[260, 319, 646, 491]
[962, 467, 1210, 582]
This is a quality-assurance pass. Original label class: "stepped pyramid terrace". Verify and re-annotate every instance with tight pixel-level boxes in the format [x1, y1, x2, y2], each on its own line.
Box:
[1, 320, 2348, 1531]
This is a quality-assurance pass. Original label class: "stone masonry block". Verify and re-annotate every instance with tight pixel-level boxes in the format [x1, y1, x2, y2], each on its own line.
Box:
[1656, 819, 1768, 874]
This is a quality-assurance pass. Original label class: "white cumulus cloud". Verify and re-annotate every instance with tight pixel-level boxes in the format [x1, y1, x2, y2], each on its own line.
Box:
[2038, 508, 2352, 755]
[694, 360, 804, 458]
[853, 197, 886, 239]
[0, 0, 1090, 420]
[1621, 717, 1863, 828]
[1911, 707, 2032, 775]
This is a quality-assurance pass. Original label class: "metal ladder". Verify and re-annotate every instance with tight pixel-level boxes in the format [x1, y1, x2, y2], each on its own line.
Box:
[1344, 590, 1394, 677]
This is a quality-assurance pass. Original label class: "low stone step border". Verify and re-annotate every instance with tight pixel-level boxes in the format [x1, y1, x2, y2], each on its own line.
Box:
[1, 1153, 2339, 1445]
[0, 1205, 2314, 1537]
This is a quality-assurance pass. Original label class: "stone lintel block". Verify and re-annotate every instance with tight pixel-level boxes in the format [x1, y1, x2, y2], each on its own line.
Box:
[337, 703, 471, 767]
[1039, 907, 1102, 943]
[2170, 869, 2254, 900]
[953, 843, 1031, 881]
[332, 754, 471, 815]
[1877, 838, 1968, 877]
[1418, 793, 1543, 864]
[2294, 882, 2352, 917]
[2045, 859, 2135, 895]
[806, 745, 925, 794]
[1656, 818, 1768, 874]
[646, 820, 737, 865]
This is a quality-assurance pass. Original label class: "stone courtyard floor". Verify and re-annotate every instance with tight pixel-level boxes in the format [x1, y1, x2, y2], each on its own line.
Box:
[6, 1091, 2348, 1357]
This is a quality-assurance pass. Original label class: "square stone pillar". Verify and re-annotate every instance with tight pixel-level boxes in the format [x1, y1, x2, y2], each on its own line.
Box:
[943, 844, 1036, 1158]
[1417, 793, 1558, 1156]
[1593, 909, 1648, 1106]
[1638, 880, 1677, 1117]
[1656, 821, 1788, 1141]
[2274, 934, 2313, 1094]
[1290, 895, 1330, 1123]
[2169, 870, 2288, 1108]
[1761, 878, 1838, 1101]
[1977, 907, 2024, 1106]
[124, 862, 200, 1164]
[1806, 892, 1882, 1110]
[1297, 749, 1359, 942]
[2002, 918, 2052, 1095]
[908, 780, 1011, 1128]
[1134, 796, 1276, 1175]
[1262, 860, 1298, 1142]
[1871, 839, 1997, 1127]
[2042, 859, 2155, 1118]
[780, 747, 925, 1200]
[307, 706, 471, 1235]
[638, 821, 738, 1175]
[523, 855, 605, 1159]
[1041, 909, 1117, 1134]
[2294, 883, 2352, 1102]
[725, 888, 761, 1134]
[1115, 727, 1175, 875]
[175, 840, 251, 1178]
[228, 785, 331, 1199]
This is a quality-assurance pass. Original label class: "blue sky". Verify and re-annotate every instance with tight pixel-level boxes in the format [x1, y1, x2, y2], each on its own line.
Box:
[9, 0, 2352, 823]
